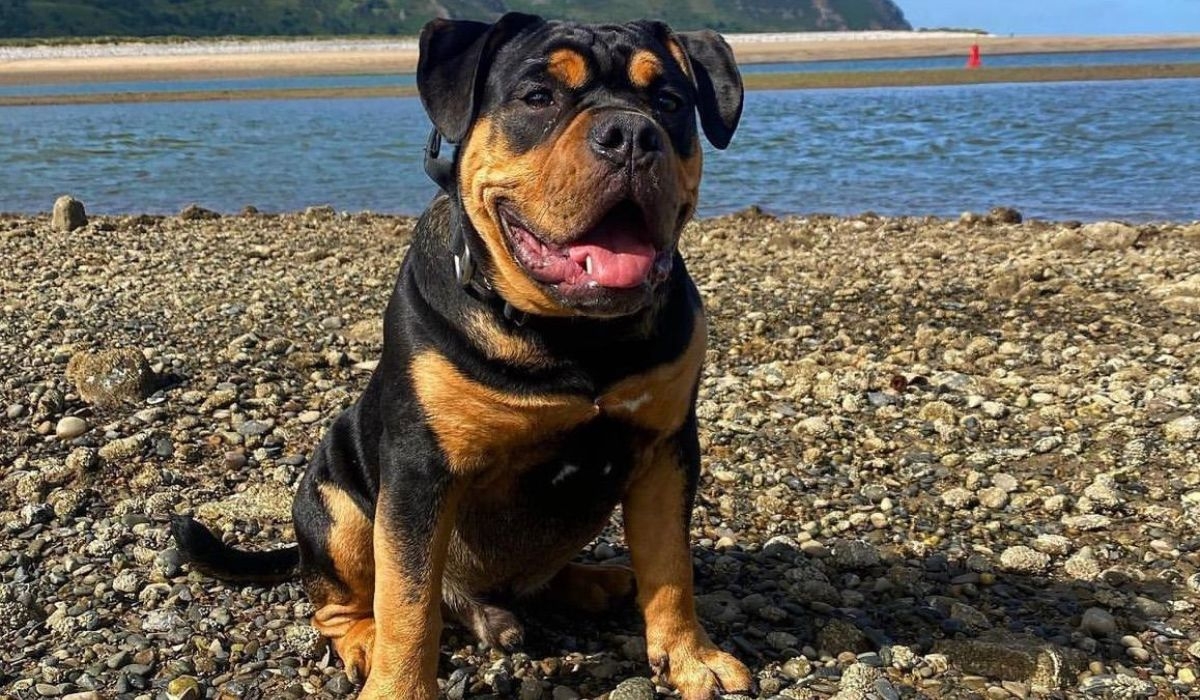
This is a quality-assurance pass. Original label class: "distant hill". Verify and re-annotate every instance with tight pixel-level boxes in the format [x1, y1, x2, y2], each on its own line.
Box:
[0, 1, 912, 39]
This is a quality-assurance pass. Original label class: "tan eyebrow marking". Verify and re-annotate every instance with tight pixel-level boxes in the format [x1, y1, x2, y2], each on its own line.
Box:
[628, 49, 664, 88]
[548, 48, 589, 89]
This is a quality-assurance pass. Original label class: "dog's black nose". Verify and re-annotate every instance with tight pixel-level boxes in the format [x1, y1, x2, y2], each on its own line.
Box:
[589, 112, 661, 166]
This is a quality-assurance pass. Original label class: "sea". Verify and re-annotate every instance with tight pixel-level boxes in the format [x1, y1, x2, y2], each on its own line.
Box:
[2, 49, 1198, 221]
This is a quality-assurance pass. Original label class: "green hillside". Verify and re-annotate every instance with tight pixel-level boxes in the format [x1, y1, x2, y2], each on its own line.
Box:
[0, 0, 911, 38]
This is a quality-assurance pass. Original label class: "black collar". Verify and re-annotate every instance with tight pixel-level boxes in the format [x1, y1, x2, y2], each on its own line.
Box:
[425, 129, 529, 327]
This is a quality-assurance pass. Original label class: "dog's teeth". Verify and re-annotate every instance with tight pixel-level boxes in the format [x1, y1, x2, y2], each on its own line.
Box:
[585, 256, 593, 275]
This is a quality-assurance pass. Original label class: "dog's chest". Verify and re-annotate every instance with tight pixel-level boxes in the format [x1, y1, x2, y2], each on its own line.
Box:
[410, 342, 701, 474]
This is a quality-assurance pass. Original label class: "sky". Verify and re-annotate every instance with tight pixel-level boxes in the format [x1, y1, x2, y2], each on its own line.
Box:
[899, 0, 1200, 35]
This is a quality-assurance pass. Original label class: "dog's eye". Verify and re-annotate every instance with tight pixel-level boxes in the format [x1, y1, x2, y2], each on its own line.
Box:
[522, 88, 554, 108]
[655, 91, 683, 114]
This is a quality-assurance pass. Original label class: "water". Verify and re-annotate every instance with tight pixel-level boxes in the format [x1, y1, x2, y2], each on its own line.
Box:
[741, 47, 1200, 74]
[0, 73, 416, 98]
[2, 78, 1198, 221]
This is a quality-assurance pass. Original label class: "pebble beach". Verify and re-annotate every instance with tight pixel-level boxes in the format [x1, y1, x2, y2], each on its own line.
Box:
[2, 203, 1199, 699]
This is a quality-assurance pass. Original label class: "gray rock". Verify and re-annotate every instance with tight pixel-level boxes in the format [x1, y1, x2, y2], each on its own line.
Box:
[818, 619, 871, 656]
[1079, 674, 1156, 698]
[609, 677, 655, 700]
[179, 203, 221, 220]
[829, 538, 880, 568]
[52, 195, 88, 231]
[1079, 607, 1116, 637]
[934, 633, 1084, 691]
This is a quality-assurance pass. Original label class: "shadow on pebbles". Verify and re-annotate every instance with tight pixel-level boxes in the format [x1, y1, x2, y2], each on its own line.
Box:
[1, 205, 1199, 699]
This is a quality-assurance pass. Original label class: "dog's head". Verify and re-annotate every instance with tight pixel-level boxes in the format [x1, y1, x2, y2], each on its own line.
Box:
[417, 13, 743, 318]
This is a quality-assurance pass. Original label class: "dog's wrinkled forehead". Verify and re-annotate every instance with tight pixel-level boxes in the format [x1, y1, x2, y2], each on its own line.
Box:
[491, 21, 684, 88]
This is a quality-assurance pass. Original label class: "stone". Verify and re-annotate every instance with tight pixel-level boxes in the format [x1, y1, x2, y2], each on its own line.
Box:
[1000, 546, 1050, 573]
[52, 195, 88, 231]
[934, 632, 1084, 691]
[66, 348, 157, 408]
[888, 645, 918, 671]
[55, 416, 88, 440]
[166, 675, 201, 700]
[941, 487, 975, 508]
[1064, 547, 1102, 580]
[987, 206, 1023, 224]
[781, 657, 813, 680]
[1078, 674, 1156, 697]
[1079, 221, 1140, 250]
[839, 663, 879, 693]
[1033, 534, 1071, 556]
[1079, 608, 1116, 637]
[99, 433, 149, 462]
[608, 677, 655, 700]
[829, 539, 880, 568]
[978, 487, 1009, 509]
[179, 203, 221, 220]
[1165, 416, 1199, 443]
[818, 619, 871, 656]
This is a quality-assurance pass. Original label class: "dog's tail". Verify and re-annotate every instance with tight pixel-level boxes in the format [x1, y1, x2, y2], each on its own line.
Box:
[170, 515, 299, 585]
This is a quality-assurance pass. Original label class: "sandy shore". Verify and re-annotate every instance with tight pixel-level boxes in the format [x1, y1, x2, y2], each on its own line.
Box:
[1, 33, 1199, 86]
[4, 63, 1199, 107]
[2, 207, 1199, 698]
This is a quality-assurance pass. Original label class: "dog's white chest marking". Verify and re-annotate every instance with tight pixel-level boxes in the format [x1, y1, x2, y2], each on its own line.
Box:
[605, 391, 652, 414]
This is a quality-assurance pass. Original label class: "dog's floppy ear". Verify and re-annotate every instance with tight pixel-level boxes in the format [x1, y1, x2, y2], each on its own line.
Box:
[673, 30, 744, 150]
[417, 12, 542, 143]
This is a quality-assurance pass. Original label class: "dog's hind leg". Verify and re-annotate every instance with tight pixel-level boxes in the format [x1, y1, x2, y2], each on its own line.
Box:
[539, 561, 636, 613]
[294, 469, 377, 683]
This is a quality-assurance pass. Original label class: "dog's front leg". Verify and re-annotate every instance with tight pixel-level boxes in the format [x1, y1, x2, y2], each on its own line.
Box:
[623, 425, 753, 700]
[358, 465, 460, 700]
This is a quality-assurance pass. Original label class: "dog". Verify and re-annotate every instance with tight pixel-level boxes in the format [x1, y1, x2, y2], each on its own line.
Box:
[172, 12, 746, 699]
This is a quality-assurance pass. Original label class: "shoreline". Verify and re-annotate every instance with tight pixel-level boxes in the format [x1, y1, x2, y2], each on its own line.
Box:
[1, 33, 1198, 87]
[2, 63, 1198, 107]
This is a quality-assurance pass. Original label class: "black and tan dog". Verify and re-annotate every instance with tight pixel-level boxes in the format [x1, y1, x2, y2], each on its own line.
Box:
[172, 12, 747, 699]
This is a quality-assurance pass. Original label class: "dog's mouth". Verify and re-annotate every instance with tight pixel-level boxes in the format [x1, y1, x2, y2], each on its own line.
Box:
[498, 200, 673, 291]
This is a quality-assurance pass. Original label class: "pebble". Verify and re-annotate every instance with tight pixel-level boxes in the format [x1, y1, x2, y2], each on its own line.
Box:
[608, 677, 655, 700]
[166, 676, 201, 700]
[941, 487, 975, 508]
[999, 546, 1050, 573]
[1079, 608, 1116, 637]
[54, 416, 88, 439]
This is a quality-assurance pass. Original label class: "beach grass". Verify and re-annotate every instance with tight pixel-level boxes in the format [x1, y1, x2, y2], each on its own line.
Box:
[2, 62, 1198, 107]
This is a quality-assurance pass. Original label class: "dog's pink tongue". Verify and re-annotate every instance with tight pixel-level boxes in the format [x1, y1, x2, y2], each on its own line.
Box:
[567, 229, 656, 289]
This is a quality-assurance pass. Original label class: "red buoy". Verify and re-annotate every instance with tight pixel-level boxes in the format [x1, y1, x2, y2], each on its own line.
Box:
[966, 43, 982, 69]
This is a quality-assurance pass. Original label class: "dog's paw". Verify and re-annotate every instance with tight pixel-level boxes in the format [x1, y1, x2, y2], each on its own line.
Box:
[357, 675, 438, 700]
[470, 603, 525, 651]
[331, 618, 375, 684]
[649, 636, 753, 700]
